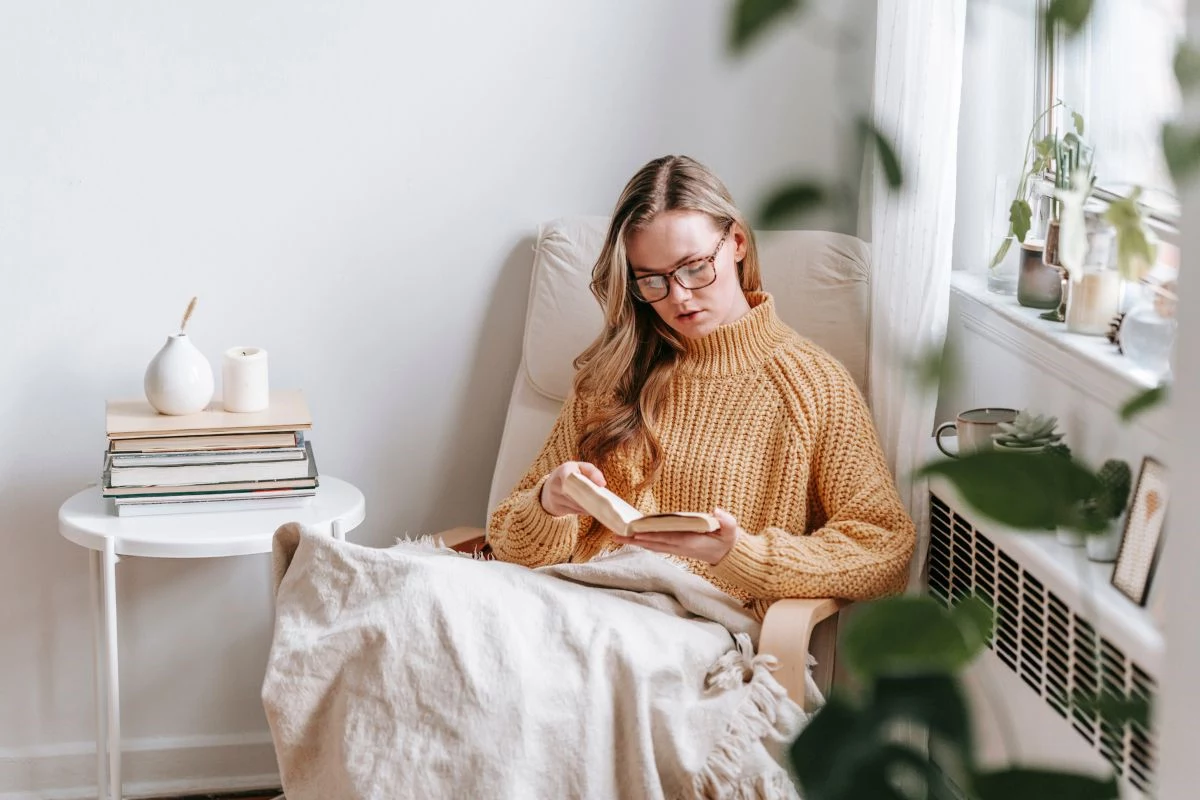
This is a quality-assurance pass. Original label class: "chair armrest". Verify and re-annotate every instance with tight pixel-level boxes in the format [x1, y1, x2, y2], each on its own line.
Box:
[759, 597, 849, 712]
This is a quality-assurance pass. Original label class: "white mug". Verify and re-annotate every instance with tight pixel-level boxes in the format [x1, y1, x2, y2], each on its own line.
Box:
[935, 408, 1018, 458]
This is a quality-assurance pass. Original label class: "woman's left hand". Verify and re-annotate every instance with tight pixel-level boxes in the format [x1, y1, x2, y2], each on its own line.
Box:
[631, 508, 741, 565]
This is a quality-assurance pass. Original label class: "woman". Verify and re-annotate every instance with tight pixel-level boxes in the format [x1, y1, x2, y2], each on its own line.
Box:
[488, 155, 915, 617]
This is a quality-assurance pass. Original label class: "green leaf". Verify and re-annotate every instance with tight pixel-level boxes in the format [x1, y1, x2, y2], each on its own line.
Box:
[918, 450, 1102, 532]
[1162, 122, 1200, 184]
[758, 181, 827, 227]
[1072, 111, 1085, 135]
[859, 117, 904, 190]
[1119, 384, 1168, 422]
[792, 697, 933, 800]
[790, 695, 866, 793]
[989, 236, 1013, 270]
[729, 0, 802, 54]
[951, 596, 994, 651]
[907, 339, 958, 394]
[1074, 692, 1153, 730]
[1045, 0, 1094, 38]
[871, 674, 972, 754]
[1010, 199, 1032, 243]
[841, 597, 988, 679]
[1103, 188, 1156, 282]
[1174, 41, 1200, 91]
[974, 768, 1118, 800]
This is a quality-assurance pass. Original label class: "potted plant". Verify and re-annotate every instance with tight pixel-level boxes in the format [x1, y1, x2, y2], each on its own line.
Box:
[991, 409, 1064, 454]
[990, 101, 1087, 309]
[1079, 459, 1133, 561]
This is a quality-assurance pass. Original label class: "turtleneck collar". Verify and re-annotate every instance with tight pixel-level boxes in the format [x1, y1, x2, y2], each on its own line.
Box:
[677, 291, 792, 378]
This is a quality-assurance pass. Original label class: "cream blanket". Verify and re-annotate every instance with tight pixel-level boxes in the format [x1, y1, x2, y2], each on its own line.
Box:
[262, 524, 813, 799]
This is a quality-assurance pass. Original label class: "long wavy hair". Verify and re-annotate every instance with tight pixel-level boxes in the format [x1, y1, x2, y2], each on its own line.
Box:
[573, 155, 762, 490]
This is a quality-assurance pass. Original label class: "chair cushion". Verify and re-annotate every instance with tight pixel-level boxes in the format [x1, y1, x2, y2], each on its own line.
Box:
[522, 216, 870, 402]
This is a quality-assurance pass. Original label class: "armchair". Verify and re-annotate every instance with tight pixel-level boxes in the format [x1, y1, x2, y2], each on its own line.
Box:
[438, 216, 872, 712]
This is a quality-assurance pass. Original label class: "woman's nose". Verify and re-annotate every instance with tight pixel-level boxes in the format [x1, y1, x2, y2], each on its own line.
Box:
[667, 277, 693, 303]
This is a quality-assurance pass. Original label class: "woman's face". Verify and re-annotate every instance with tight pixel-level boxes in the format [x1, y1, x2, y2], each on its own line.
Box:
[624, 210, 751, 340]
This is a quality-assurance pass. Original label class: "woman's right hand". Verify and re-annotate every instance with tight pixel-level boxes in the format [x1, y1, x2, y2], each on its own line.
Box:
[539, 461, 607, 516]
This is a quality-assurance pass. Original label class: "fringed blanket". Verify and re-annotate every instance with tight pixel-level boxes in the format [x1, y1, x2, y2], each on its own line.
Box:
[262, 524, 813, 799]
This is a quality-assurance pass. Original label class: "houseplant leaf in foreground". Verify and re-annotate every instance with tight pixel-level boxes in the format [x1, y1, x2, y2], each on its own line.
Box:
[840, 596, 990, 679]
[758, 181, 827, 227]
[859, 117, 904, 189]
[918, 450, 1101, 531]
[728, 0, 803, 53]
[789, 694, 935, 800]
[973, 767, 1118, 800]
[1119, 384, 1168, 422]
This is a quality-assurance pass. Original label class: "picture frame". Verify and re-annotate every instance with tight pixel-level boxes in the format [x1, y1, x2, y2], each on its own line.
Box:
[1111, 456, 1169, 606]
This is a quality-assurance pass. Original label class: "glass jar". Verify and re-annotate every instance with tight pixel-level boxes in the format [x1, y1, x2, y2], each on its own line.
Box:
[1066, 224, 1121, 336]
[1120, 282, 1178, 379]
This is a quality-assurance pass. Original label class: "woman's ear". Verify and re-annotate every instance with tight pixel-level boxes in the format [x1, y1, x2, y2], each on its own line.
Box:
[731, 223, 749, 262]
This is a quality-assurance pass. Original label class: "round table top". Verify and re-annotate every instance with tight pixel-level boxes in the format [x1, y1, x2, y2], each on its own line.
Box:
[58, 476, 366, 558]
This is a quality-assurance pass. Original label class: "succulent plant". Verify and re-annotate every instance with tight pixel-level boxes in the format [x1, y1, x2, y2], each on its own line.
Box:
[992, 410, 1065, 450]
[1084, 459, 1133, 522]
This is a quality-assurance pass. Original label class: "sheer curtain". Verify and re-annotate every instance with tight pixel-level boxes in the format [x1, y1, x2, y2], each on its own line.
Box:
[867, 0, 966, 589]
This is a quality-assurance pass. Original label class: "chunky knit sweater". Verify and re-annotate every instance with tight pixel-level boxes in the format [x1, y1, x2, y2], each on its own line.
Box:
[487, 292, 915, 614]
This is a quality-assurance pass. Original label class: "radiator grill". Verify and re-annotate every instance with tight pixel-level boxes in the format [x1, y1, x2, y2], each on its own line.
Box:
[928, 493, 1157, 793]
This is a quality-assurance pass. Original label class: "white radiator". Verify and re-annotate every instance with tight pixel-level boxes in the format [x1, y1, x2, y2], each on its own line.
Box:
[926, 476, 1162, 798]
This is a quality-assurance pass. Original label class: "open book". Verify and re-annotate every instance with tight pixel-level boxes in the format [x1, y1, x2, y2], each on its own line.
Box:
[563, 471, 719, 537]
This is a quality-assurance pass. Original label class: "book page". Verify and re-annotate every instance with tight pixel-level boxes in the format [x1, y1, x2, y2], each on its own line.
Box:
[563, 471, 643, 537]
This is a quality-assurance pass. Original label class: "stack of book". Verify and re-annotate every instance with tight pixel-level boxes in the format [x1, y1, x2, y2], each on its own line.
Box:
[103, 389, 319, 517]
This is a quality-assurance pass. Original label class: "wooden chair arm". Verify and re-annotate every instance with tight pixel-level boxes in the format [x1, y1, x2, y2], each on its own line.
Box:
[759, 597, 849, 712]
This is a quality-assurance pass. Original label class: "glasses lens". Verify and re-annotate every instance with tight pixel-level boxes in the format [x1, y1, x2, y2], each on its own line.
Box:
[633, 275, 669, 302]
[676, 260, 716, 290]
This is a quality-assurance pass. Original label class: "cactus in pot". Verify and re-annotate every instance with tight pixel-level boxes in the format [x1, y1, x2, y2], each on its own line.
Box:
[992, 410, 1064, 453]
[1080, 459, 1133, 562]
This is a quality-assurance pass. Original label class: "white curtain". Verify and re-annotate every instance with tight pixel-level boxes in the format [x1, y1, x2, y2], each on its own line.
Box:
[867, 0, 966, 590]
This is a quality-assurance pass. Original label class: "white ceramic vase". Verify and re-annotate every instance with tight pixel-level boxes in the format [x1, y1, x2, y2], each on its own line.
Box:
[144, 334, 214, 415]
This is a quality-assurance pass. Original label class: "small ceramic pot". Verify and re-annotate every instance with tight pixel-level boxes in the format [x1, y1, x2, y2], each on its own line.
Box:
[1085, 516, 1125, 563]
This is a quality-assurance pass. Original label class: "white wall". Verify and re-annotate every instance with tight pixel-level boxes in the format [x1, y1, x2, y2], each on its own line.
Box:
[0, 1, 875, 794]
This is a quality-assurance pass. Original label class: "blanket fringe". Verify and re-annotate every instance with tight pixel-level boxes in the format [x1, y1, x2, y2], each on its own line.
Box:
[691, 633, 805, 800]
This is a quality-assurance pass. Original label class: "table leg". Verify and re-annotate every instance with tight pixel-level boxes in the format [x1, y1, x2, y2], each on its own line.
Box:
[89, 550, 109, 799]
[332, 519, 344, 541]
[102, 539, 122, 799]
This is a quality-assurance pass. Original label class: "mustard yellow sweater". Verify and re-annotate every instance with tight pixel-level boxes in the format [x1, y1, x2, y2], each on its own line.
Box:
[487, 292, 915, 614]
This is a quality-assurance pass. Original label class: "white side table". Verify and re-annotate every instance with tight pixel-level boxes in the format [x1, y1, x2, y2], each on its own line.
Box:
[58, 476, 366, 800]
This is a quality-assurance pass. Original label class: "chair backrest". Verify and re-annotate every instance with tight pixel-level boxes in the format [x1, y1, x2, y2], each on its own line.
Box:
[487, 215, 871, 515]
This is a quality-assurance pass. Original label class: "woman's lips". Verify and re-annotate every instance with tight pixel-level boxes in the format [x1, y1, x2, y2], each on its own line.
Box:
[676, 309, 703, 322]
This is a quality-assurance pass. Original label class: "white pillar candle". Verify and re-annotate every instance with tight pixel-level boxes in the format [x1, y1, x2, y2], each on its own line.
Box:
[222, 346, 270, 413]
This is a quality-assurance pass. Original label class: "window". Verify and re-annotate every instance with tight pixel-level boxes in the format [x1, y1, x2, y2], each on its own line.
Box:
[1054, 0, 1185, 218]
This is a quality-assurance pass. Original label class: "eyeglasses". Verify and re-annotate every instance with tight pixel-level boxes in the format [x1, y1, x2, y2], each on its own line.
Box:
[629, 225, 731, 303]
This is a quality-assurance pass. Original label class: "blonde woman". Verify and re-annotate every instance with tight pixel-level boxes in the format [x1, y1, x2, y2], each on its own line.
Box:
[488, 155, 916, 616]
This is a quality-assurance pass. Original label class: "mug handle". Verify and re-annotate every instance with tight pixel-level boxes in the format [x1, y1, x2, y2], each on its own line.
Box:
[935, 422, 959, 458]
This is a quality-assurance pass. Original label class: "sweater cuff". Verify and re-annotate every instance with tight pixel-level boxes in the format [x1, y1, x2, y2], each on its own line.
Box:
[709, 531, 774, 597]
[505, 476, 579, 553]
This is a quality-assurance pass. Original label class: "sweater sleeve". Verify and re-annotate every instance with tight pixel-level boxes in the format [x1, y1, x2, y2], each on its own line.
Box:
[708, 358, 916, 601]
[486, 392, 588, 568]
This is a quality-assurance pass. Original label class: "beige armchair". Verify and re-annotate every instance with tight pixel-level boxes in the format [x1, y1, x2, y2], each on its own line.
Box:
[438, 217, 872, 712]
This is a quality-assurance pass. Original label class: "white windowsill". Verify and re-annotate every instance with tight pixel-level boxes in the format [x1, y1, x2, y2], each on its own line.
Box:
[951, 271, 1157, 390]
[949, 271, 1168, 439]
